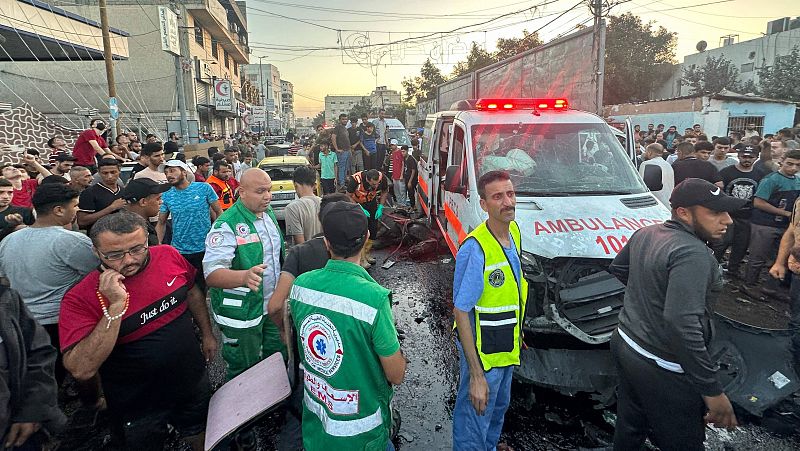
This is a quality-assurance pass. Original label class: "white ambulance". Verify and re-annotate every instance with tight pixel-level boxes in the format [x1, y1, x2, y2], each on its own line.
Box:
[418, 98, 670, 397]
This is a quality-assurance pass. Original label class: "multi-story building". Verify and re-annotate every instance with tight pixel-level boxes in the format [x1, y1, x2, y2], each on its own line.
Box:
[0, 0, 249, 139]
[324, 95, 363, 122]
[652, 17, 800, 100]
[243, 63, 282, 132]
[369, 86, 401, 111]
[325, 86, 402, 123]
[280, 79, 294, 131]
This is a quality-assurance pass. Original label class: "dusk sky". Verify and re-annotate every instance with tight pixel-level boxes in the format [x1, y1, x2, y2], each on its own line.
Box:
[243, 0, 799, 118]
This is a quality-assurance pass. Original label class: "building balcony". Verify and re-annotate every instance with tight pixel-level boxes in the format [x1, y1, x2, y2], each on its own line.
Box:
[185, 0, 248, 63]
[0, 0, 129, 61]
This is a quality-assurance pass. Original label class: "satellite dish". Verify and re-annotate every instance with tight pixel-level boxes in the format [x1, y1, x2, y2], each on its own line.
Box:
[696, 40, 708, 52]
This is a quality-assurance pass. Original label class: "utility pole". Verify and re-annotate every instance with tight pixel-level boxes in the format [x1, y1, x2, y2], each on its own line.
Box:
[175, 6, 189, 144]
[591, 0, 606, 116]
[258, 55, 266, 135]
[98, 0, 117, 141]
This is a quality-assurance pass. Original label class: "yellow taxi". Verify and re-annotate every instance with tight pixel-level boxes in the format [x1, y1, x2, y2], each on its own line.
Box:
[257, 155, 319, 220]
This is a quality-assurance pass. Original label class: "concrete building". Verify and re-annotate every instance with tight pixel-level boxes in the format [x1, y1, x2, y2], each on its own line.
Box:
[369, 86, 401, 111]
[0, 0, 250, 139]
[605, 90, 796, 139]
[243, 63, 281, 132]
[324, 94, 363, 122]
[324, 86, 402, 123]
[281, 79, 294, 131]
[652, 17, 800, 99]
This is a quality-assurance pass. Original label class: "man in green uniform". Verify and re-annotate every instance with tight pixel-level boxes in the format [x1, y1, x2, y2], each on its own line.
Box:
[203, 168, 285, 380]
[288, 201, 406, 450]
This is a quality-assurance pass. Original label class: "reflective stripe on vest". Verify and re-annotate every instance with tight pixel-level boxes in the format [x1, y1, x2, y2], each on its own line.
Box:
[290, 285, 378, 324]
[351, 171, 383, 203]
[467, 220, 528, 371]
[303, 391, 383, 437]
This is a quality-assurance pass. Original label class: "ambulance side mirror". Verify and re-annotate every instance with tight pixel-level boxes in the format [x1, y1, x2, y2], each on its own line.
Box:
[642, 164, 663, 192]
[444, 165, 466, 194]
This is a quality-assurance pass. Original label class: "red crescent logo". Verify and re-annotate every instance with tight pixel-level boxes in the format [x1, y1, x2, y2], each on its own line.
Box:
[215, 82, 228, 96]
[307, 329, 327, 360]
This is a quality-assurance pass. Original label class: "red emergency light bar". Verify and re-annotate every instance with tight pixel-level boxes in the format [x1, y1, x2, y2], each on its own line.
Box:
[475, 98, 569, 111]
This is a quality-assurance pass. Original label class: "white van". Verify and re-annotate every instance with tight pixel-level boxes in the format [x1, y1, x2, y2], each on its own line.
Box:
[418, 98, 670, 396]
[384, 118, 411, 147]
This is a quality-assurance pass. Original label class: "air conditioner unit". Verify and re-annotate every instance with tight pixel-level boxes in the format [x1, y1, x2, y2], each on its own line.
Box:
[767, 17, 790, 34]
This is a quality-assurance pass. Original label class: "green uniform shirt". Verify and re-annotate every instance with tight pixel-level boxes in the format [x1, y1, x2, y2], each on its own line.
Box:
[289, 259, 400, 450]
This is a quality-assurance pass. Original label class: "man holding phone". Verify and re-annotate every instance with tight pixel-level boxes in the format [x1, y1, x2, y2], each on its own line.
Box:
[0, 153, 51, 209]
[73, 119, 112, 173]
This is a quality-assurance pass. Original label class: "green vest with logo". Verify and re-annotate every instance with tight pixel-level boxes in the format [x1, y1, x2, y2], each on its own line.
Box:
[209, 200, 284, 325]
[465, 220, 528, 371]
[289, 260, 397, 450]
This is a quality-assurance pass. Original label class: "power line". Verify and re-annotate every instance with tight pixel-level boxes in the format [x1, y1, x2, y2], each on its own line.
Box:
[629, 0, 762, 35]
[245, 0, 545, 20]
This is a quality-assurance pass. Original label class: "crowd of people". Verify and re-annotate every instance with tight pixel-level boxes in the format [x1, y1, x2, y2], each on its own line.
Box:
[9, 113, 798, 450]
[635, 123, 800, 301]
[0, 115, 419, 451]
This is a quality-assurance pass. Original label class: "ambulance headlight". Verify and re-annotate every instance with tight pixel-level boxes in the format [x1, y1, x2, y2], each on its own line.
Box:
[520, 251, 546, 283]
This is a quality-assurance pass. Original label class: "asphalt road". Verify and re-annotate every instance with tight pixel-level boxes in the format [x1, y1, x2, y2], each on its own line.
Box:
[55, 247, 800, 450]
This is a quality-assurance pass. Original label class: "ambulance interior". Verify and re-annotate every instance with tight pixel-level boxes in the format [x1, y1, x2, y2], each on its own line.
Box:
[471, 123, 647, 196]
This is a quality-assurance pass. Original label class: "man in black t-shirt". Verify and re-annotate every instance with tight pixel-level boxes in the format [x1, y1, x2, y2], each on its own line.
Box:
[0, 179, 34, 241]
[672, 141, 723, 187]
[712, 146, 766, 276]
[77, 159, 125, 232]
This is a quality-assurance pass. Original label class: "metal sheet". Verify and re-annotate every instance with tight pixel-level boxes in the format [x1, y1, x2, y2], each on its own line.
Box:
[476, 27, 598, 113]
[436, 73, 473, 112]
[204, 353, 291, 450]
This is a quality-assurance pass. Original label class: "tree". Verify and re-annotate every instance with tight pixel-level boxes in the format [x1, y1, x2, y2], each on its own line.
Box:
[401, 59, 447, 105]
[604, 13, 677, 105]
[312, 111, 325, 128]
[757, 45, 800, 102]
[682, 54, 742, 95]
[494, 29, 542, 61]
[349, 98, 373, 118]
[451, 42, 495, 77]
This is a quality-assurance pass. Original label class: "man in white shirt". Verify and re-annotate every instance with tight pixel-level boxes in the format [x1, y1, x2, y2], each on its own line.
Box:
[639, 143, 674, 207]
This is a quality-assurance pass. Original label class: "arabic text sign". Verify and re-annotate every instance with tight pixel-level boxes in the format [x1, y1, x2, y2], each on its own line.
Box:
[214, 80, 233, 112]
[158, 6, 180, 56]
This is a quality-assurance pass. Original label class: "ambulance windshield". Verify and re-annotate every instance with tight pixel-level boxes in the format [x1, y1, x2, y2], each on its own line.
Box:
[472, 123, 647, 196]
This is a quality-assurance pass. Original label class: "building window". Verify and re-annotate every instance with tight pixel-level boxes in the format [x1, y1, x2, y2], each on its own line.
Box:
[234, 64, 238, 76]
[211, 39, 218, 58]
[741, 63, 754, 73]
[727, 116, 764, 136]
[195, 26, 203, 47]
[224, 50, 229, 68]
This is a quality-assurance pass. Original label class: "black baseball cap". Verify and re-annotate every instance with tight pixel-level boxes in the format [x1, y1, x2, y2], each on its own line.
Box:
[321, 202, 368, 248]
[122, 178, 170, 202]
[670, 178, 747, 212]
[737, 145, 758, 156]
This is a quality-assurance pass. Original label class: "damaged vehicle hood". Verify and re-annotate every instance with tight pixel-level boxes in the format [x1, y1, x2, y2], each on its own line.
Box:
[514, 194, 671, 259]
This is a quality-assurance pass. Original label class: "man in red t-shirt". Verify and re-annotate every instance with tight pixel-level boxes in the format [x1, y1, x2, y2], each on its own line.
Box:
[72, 119, 111, 171]
[1, 154, 51, 208]
[60, 210, 218, 450]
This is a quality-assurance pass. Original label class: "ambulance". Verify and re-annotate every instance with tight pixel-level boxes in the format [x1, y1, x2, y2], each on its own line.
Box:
[418, 98, 670, 398]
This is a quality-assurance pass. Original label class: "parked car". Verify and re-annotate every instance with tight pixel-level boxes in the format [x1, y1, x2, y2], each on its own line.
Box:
[257, 155, 319, 220]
